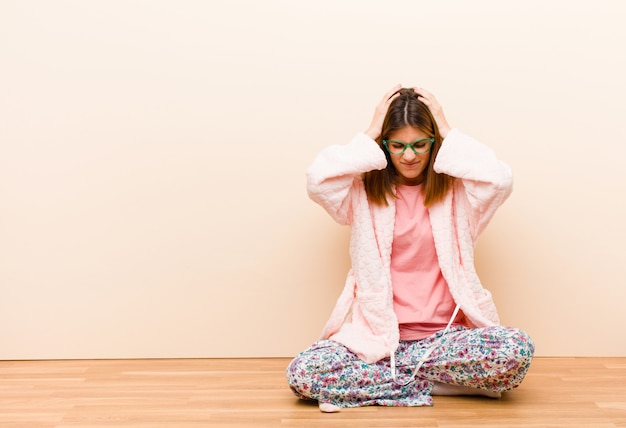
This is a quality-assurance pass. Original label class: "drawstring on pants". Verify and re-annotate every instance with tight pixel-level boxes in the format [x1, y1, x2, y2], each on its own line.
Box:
[390, 304, 461, 386]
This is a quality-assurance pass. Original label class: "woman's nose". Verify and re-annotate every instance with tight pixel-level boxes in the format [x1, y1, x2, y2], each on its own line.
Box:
[402, 148, 417, 160]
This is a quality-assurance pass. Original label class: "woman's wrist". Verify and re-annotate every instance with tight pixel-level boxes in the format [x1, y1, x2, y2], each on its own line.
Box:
[364, 128, 380, 140]
[439, 126, 451, 139]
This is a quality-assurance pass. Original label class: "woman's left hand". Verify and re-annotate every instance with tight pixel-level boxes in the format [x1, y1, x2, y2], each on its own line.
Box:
[413, 87, 452, 139]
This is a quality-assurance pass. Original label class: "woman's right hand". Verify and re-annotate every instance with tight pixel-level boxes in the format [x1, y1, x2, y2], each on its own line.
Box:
[364, 84, 402, 140]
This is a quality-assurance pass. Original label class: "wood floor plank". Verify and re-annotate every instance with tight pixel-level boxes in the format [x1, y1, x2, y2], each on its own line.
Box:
[1, 357, 626, 427]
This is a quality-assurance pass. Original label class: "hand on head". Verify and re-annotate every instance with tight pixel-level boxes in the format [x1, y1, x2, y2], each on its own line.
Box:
[364, 85, 452, 140]
[364, 84, 402, 140]
[413, 87, 452, 139]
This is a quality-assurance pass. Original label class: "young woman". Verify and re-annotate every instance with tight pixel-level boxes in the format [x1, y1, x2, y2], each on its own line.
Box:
[286, 85, 534, 412]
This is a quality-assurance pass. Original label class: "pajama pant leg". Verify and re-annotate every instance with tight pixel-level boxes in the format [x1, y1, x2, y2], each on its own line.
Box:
[286, 326, 534, 408]
[286, 340, 433, 407]
[401, 326, 535, 393]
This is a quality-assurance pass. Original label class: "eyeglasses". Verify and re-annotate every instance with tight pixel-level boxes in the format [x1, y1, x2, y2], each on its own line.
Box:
[382, 138, 434, 156]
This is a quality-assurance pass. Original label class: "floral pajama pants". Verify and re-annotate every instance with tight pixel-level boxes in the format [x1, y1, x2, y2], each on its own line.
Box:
[286, 326, 534, 408]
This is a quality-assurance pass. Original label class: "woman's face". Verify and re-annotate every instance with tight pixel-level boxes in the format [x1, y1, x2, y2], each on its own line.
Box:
[385, 126, 432, 185]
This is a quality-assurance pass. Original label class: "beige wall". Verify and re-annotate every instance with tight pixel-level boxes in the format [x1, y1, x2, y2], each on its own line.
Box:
[1, 0, 625, 359]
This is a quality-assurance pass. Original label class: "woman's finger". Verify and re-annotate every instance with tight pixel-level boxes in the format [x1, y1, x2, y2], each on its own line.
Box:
[414, 87, 439, 104]
[383, 84, 402, 103]
[413, 86, 433, 98]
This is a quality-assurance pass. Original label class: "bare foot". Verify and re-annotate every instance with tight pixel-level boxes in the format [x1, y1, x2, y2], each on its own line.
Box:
[318, 402, 341, 412]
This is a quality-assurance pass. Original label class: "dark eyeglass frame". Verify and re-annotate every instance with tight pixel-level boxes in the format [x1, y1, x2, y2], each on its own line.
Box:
[382, 138, 435, 155]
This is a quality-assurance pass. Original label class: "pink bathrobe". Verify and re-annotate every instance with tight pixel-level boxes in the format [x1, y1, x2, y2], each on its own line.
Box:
[306, 129, 513, 364]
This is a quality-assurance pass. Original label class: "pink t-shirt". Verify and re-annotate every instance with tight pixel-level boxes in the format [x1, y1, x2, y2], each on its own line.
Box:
[391, 185, 466, 341]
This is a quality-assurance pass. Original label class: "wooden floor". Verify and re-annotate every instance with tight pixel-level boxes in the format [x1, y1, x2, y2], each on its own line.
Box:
[1, 357, 625, 428]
